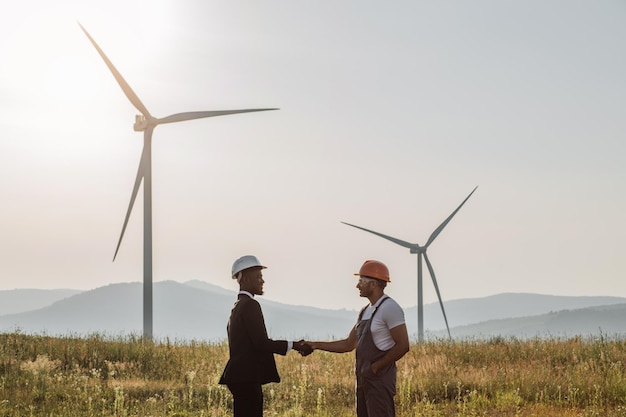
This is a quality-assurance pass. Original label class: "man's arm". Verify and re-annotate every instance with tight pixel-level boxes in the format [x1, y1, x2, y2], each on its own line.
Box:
[307, 326, 357, 353]
[244, 299, 289, 354]
[371, 324, 410, 374]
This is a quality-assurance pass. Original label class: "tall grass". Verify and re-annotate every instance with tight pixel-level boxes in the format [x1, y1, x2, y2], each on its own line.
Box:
[0, 331, 625, 416]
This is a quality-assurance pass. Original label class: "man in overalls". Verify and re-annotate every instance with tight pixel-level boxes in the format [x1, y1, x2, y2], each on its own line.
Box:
[305, 260, 410, 417]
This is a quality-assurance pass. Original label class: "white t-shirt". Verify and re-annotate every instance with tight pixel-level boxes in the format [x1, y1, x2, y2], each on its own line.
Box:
[359, 295, 405, 351]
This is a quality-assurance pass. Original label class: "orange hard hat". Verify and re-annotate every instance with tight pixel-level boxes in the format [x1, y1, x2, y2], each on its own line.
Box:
[354, 260, 390, 282]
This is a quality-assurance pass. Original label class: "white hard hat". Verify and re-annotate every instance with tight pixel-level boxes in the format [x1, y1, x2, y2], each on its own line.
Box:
[231, 255, 266, 279]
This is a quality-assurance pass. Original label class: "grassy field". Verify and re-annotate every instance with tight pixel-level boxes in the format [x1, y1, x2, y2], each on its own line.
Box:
[0, 332, 625, 416]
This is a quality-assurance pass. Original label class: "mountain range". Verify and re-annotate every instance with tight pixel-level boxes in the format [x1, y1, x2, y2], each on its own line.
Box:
[0, 281, 624, 341]
[0, 289, 82, 316]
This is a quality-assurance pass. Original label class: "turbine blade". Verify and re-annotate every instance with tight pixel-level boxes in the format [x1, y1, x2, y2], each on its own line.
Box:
[78, 23, 152, 118]
[156, 108, 279, 125]
[113, 146, 146, 261]
[423, 252, 451, 339]
[341, 222, 417, 250]
[424, 186, 478, 248]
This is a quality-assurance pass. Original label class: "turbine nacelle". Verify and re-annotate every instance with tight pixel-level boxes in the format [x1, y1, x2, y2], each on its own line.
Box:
[133, 115, 149, 132]
[410, 247, 424, 254]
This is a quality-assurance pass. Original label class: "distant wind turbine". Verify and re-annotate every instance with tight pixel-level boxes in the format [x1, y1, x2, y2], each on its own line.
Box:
[342, 186, 477, 342]
[79, 23, 278, 340]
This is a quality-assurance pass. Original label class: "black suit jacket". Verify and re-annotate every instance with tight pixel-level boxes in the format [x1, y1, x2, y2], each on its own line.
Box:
[219, 294, 288, 385]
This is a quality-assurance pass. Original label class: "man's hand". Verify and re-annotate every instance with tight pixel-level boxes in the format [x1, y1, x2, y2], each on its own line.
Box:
[371, 361, 381, 375]
[293, 340, 314, 356]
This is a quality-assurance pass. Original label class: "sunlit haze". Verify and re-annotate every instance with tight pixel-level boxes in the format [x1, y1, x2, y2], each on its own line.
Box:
[1, 1, 624, 312]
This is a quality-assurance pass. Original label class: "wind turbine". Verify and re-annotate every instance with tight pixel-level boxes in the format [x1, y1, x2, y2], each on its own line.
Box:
[342, 186, 477, 342]
[79, 23, 278, 340]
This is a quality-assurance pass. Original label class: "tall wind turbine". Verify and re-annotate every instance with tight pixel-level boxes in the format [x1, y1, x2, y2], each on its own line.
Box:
[79, 23, 277, 340]
[342, 186, 477, 342]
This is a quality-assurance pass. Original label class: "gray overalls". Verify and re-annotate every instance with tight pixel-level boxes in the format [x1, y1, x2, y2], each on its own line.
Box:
[355, 296, 397, 417]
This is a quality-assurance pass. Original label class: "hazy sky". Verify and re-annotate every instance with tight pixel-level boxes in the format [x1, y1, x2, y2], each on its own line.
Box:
[1, 1, 624, 312]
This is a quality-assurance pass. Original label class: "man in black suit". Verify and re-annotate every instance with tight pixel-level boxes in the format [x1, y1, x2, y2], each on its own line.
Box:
[219, 255, 310, 417]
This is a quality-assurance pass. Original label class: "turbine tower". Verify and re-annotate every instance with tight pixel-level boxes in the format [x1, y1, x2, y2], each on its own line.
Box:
[79, 23, 277, 340]
[342, 186, 477, 342]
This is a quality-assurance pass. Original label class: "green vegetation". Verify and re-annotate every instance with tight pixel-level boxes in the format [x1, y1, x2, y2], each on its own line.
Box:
[1, 332, 625, 416]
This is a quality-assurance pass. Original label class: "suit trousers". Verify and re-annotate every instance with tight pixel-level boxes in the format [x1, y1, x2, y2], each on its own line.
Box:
[227, 382, 263, 417]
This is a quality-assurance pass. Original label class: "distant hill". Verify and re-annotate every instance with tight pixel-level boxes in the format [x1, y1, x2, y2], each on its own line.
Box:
[0, 282, 625, 341]
[0, 289, 82, 315]
[407, 292, 626, 332]
[183, 280, 237, 297]
[0, 281, 356, 341]
[437, 303, 626, 340]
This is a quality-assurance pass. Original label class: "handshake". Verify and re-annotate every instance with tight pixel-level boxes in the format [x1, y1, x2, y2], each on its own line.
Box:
[293, 340, 314, 357]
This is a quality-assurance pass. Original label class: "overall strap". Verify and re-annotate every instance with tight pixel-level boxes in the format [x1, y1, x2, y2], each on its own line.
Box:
[357, 305, 368, 321]
[370, 296, 389, 320]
